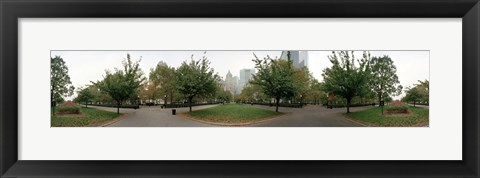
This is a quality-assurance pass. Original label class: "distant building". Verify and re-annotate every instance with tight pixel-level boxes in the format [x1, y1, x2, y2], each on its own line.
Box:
[233, 76, 239, 94]
[238, 68, 256, 91]
[279, 50, 309, 69]
[224, 70, 238, 95]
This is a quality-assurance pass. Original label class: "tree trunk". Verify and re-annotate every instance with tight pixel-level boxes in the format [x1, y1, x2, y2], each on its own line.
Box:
[413, 101, 416, 107]
[378, 93, 382, 107]
[346, 98, 351, 113]
[116, 101, 120, 114]
[85, 102, 88, 108]
[170, 92, 173, 105]
[51, 90, 55, 115]
[275, 97, 280, 112]
[188, 97, 193, 112]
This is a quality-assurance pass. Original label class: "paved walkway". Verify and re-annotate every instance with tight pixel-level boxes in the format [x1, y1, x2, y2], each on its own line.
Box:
[408, 104, 429, 109]
[90, 105, 218, 127]
[90, 104, 370, 127]
[250, 105, 369, 127]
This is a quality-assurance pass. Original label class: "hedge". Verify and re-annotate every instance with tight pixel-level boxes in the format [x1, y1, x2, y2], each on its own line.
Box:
[163, 102, 222, 108]
[90, 104, 140, 109]
[385, 104, 409, 114]
[324, 103, 375, 109]
[56, 105, 81, 114]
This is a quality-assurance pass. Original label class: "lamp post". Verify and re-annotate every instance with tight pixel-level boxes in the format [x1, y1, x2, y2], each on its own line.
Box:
[300, 94, 303, 107]
[164, 95, 167, 108]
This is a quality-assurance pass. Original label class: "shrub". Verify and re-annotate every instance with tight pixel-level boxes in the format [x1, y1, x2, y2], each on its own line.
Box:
[385, 103, 409, 114]
[323, 103, 375, 109]
[146, 102, 155, 106]
[56, 105, 81, 115]
[89, 104, 139, 109]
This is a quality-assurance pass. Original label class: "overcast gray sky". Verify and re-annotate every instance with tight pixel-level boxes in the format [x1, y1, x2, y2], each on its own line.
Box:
[51, 50, 429, 100]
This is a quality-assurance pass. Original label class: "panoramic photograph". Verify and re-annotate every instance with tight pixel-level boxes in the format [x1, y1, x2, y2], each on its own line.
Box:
[50, 50, 429, 127]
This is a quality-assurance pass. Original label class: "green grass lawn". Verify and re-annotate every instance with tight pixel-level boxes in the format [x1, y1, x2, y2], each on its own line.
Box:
[346, 106, 429, 127]
[185, 104, 283, 124]
[51, 107, 121, 127]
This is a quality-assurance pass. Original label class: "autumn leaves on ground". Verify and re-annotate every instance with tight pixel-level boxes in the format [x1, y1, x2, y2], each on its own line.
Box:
[51, 51, 429, 127]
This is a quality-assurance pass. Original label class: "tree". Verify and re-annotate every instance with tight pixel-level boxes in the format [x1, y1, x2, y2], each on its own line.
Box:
[293, 66, 313, 105]
[251, 52, 297, 112]
[149, 61, 178, 105]
[322, 51, 371, 113]
[307, 79, 324, 105]
[89, 85, 112, 104]
[175, 53, 218, 112]
[76, 86, 95, 108]
[402, 79, 429, 106]
[416, 79, 429, 104]
[216, 89, 233, 104]
[238, 83, 260, 103]
[369, 55, 402, 105]
[51, 56, 75, 114]
[93, 54, 145, 114]
[383, 95, 393, 103]
[403, 86, 422, 107]
[138, 82, 158, 105]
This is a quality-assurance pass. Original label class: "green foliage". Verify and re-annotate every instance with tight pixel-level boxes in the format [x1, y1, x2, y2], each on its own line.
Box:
[175, 53, 218, 112]
[56, 105, 80, 115]
[402, 79, 429, 106]
[186, 104, 283, 124]
[306, 79, 324, 105]
[138, 82, 159, 103]
[251, 52, 298, 112]
[149, 61, 178, 104]
[54, 97, 65, 103]
[51, 56, 74, 105]
[416, 79, 429, 104]
[347, 106, 429, 127]
[51, 107, 120, 127]
[293, 66, 313, 100]
[383, 95, 393, 103]
[75, 86, 95, 107]
[369, 55, 402, 103]
[385, 103, 409, 114]
[216, 89, 233, 103]
[322, 51, 372, 113]
[93, 53, 145, 114]
[237, 83, 264, 103]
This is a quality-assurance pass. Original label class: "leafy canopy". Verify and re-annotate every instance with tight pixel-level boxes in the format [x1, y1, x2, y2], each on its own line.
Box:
[369, 55, 402, 102]
[51, 56, 74, 102]
[93, 54, 145, 110]
[251, 52, 299, 112]
[149, 61, 178, 102]
[175, 53, 218, 111]
[322, 51, 372, 113]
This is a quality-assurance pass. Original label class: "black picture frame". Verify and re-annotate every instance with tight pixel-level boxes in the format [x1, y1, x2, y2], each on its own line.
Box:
[1, 0, 479, 177]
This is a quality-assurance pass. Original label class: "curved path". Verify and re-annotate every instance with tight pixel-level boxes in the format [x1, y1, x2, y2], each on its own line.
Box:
[90, 104, 370, 127]
[250, 105, 369, 127]
[91, 105, 218, 127]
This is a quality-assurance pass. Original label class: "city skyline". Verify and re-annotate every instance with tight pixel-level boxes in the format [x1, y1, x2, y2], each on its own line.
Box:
[51, 50, 429, 100]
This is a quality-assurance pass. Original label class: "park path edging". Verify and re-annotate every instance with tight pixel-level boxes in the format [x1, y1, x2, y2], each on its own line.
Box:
[99, 114, 128, 127]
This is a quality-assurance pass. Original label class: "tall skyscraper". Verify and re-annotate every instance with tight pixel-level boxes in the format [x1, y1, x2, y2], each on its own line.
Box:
[233, 76, 239, 95]
[238, 68, 256, 91]
[279, 50, 309, 69]
[224, 70, 238, 95]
